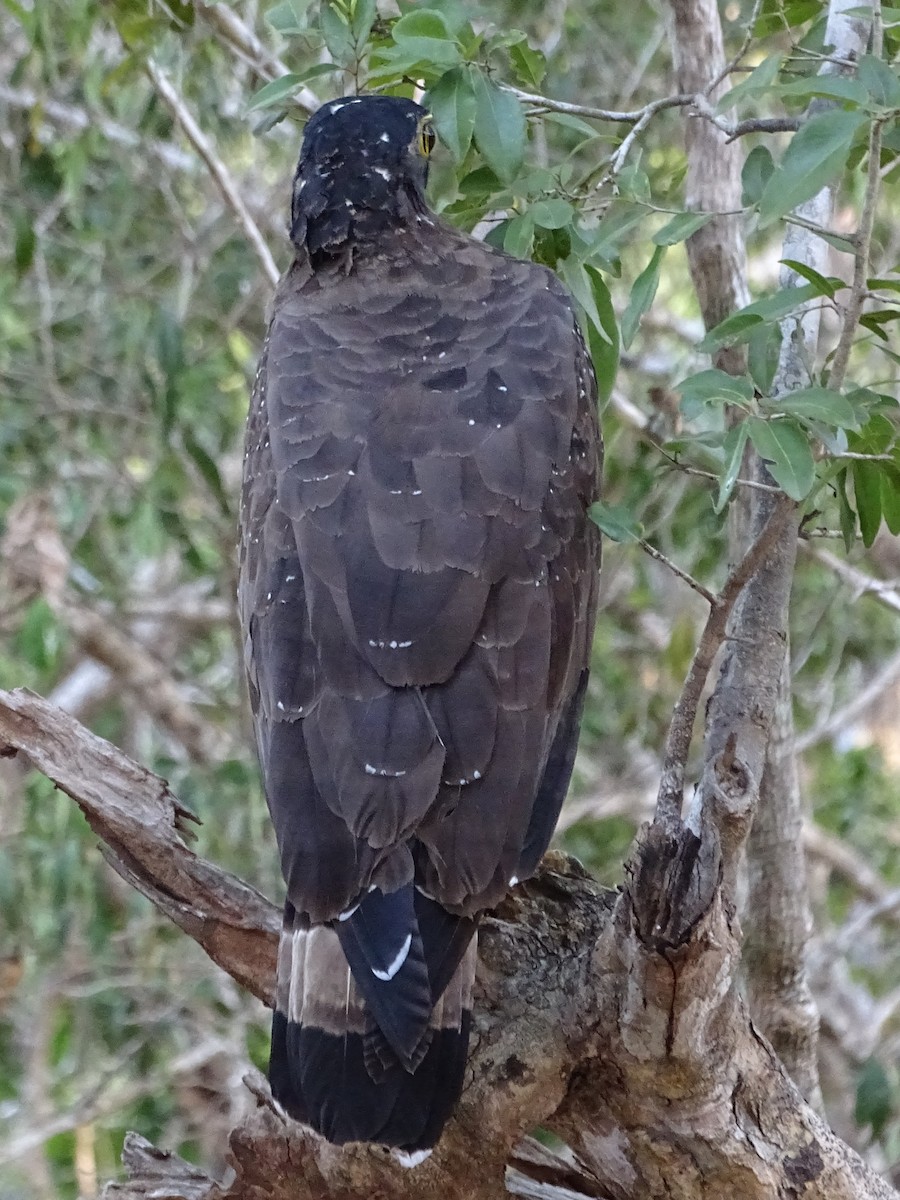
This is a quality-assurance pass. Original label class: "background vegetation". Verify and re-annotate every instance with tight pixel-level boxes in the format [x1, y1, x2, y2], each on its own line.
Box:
[1, 0, 899, 1194]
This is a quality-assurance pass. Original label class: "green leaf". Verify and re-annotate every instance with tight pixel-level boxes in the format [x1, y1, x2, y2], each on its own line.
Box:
[350, 0, 376, 46]
[17, 598, 63, 673]
[558, 256, 609, 343]
[588, 501, 641, 542]
[715, 422, 749, 514]
[246, 66, 338, 112]
[391, 9, 462, 66]
[266, 0, 312, 34]
[779, 259, 842, 297]
[652, 211, 714, 246]
[742, 145, 775, 207]
[837, 468, 857, 550]
[854, 460, 885, 546]
[530, 198, 574, 229]
[758, 110, 867, 227]
[502, 213, 534, 259]
[426, 66, 477, 161]
[857, 54, 900, 109]
[855, 1059, 893, 1140]
[699, 284, 822, 352]
[616, 164, 650, 204]
[881, 465, 900, 535]
[765, 386, 859, 429]
[747, 322, 782, 394]
[776, 75, 868, 106]
[677, 369, 754, 420]
[182, 431, 231, 517]
[320, 1, 355, 64]
[472, 71, 526, 183]
[717, 53, 783, 113]
[584, 265, 619, 406]
[13, 211, 36, 276]
[509, 39, 546, 88]
[850, 412, 897, 454]
[859, 309, 900, 340]
[746, 416, 816, 500]
[621, 245, 665, 350]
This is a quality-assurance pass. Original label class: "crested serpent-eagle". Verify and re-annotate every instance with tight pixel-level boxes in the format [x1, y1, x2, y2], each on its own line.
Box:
[238, 94, 602, 1157]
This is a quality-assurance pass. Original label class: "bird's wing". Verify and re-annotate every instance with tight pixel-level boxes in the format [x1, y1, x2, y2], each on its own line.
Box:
[240, 237, 600, 1066]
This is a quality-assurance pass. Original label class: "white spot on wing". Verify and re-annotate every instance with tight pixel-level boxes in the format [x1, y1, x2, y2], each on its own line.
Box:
[509, 875, 519, 887]
[372, 932, 412, 981]
[338, 903, 360, 922]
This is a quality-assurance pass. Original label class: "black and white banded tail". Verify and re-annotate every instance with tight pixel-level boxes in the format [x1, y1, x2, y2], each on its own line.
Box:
[270, 889, 476, 1152]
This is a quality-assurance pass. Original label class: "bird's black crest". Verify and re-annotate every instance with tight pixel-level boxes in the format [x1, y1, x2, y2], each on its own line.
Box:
[291, 95, 432, 257]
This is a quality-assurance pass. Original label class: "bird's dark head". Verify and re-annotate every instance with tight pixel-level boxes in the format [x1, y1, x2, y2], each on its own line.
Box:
[291, 95, 435, 260]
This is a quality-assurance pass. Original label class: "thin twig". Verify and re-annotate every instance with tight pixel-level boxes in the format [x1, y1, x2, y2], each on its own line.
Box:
[501, 85, 695, 125]
[654, 494, 796, 828]
[145, 60, 281, 287]
[707, 0, 766, 93]
[803, 544, 900, 616]
[193, 1, 320, 113]
[828, 121, 886, 391]
[637, 538, 717, 605]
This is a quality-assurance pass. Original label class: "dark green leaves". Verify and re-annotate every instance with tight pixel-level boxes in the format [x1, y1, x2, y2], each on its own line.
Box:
[746, 416, 815, 500]
[652, 211, 714, 246]
[758, 110, 867, 226]
[246, 65, 339, 112]
[427, 67, 477, 162]
[588, 501, 641, 542]
[699, 284, 822, 352]
[621, 245, 665, 349]
[677, 369, 754, 420]
[472, 72, 526, 182]
[742, 146, 775, 207]
[764, 386, 860, 429]
[387, 8, 462, 67]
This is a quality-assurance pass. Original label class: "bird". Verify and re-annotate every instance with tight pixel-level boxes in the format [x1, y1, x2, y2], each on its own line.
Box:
[238, 93, 602, 1158]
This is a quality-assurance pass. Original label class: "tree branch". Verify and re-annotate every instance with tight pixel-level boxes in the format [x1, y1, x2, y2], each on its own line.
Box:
[145, 60, 281, 287]
[1, 687, 895, 1200]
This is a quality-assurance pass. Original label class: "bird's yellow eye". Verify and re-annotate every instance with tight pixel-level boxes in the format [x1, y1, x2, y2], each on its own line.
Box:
[418, 118, 436, 157]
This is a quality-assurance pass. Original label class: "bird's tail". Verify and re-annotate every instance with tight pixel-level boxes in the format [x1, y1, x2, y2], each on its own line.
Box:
[269, 898, 476, 1152]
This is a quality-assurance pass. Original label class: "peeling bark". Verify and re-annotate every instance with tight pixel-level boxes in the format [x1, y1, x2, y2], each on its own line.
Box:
[1, 687, 895, 1200]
